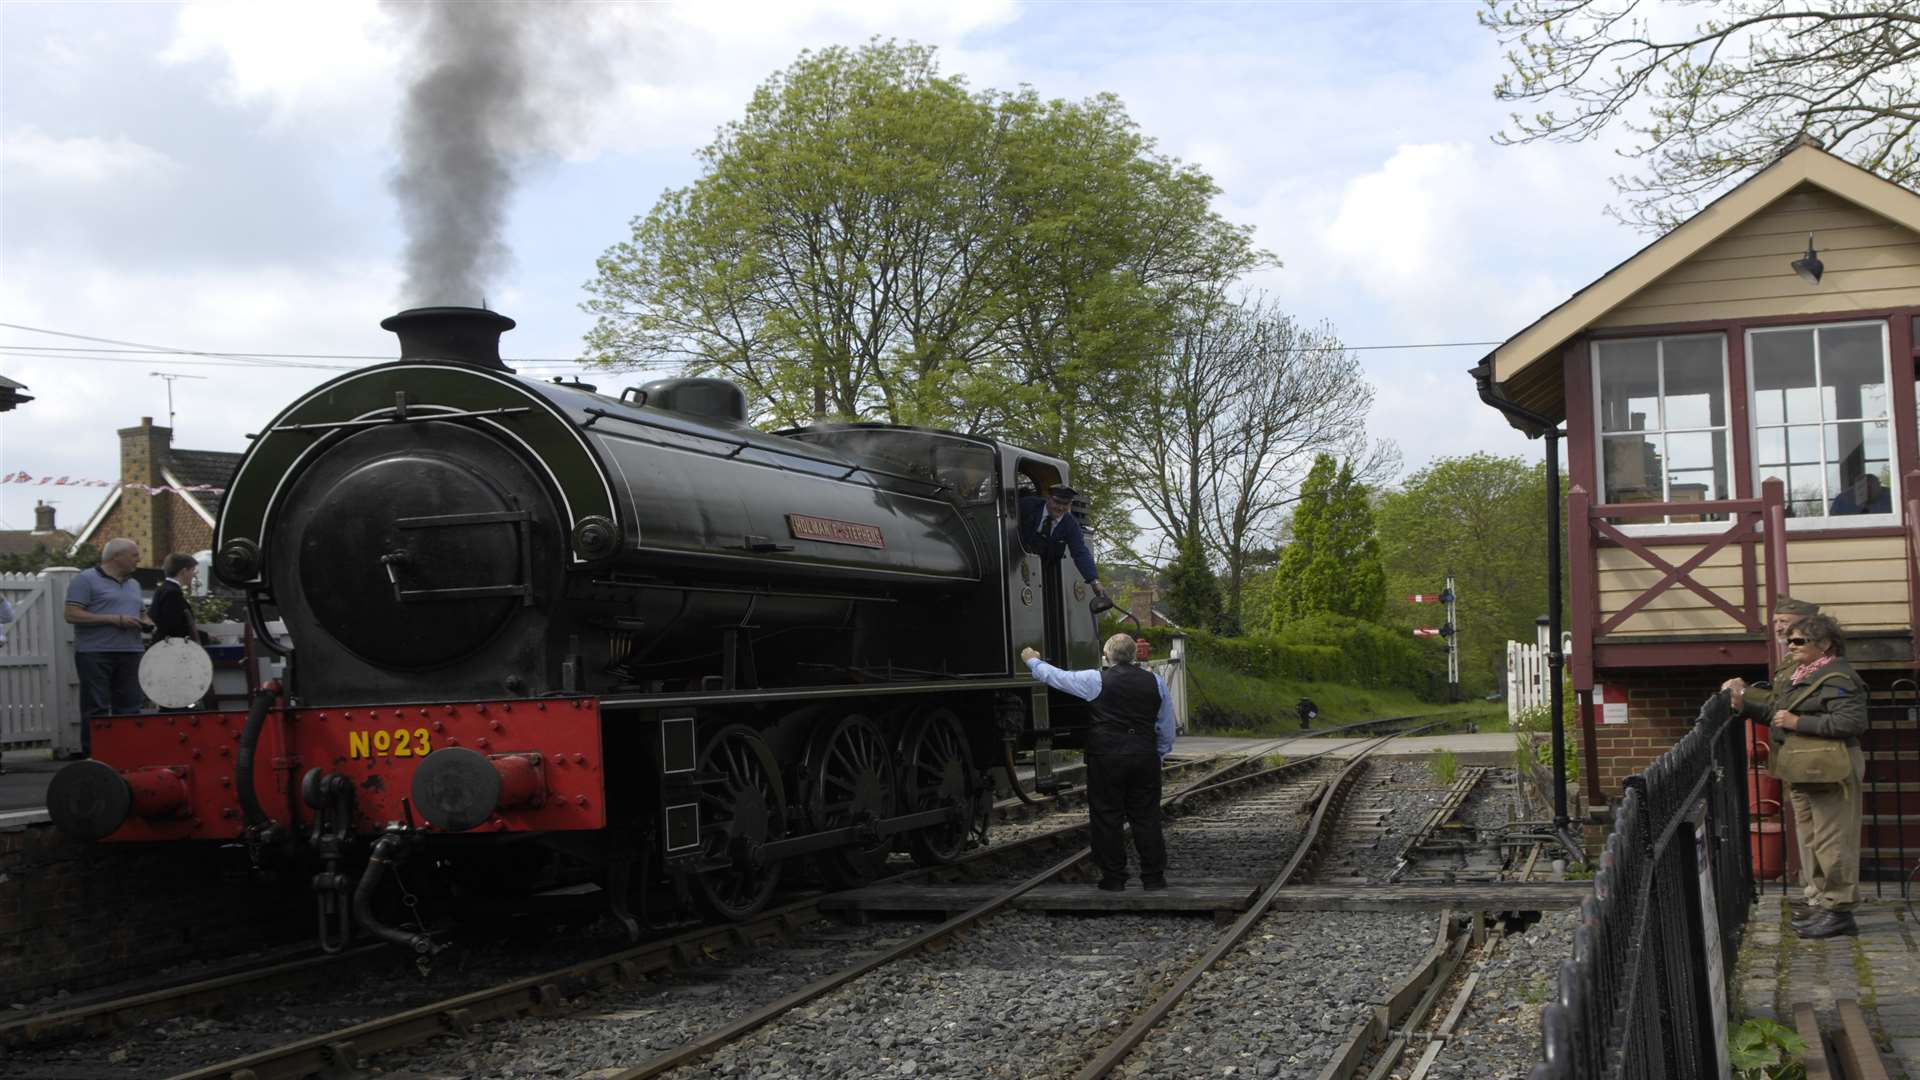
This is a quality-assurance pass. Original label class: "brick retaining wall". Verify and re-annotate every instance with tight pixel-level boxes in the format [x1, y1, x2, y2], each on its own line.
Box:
[0, 822, 305, 1000]
[1588, 667, 1725, 796]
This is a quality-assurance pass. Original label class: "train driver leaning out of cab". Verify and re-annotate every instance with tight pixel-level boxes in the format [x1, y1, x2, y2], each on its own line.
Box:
[1022, 634, 1174, 891]
[1018, 483, 1107, 604]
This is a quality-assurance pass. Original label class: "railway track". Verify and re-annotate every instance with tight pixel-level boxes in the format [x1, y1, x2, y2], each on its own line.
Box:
[1, 753, 1236, 1078]
[70, 740, 1333, 1079]
[8, 721, 1447, 1080]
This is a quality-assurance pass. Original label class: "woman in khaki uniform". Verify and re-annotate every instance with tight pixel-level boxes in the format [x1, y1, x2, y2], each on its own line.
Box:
[1726, 614, 1868, 939]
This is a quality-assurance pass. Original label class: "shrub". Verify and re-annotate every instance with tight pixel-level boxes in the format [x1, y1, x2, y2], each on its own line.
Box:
[1513, 685, 1581, 785]
[1126, 613, 1436, 698]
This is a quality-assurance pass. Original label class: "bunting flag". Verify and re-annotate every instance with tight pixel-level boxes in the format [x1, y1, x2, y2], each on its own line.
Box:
[0, 471, 224, 495]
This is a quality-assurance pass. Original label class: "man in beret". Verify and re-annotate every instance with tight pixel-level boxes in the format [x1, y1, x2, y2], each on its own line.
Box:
[1720, 595, 1824, 929]
[1722, 595, 1821, 707]
[1018, 483, 1106, 605]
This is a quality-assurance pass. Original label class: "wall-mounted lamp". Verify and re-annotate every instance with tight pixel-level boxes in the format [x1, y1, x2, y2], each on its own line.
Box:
[1791, 233, 1824, 284]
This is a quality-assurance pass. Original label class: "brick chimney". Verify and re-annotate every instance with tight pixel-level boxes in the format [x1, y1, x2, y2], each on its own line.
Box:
[117, 417, 171, 567]
[32, 500, 55, 534]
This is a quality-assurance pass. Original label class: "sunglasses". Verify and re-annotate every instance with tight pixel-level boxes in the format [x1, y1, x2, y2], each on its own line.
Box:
[1785, 637, 1811, 646]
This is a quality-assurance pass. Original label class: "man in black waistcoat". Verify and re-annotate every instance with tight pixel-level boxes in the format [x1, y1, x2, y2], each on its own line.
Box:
[1022, 633, 1176, 890]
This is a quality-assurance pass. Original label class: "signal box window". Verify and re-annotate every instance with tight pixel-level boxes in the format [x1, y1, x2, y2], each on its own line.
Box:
[1592, 334, 1730, 526]
[1748, 322, 1893, 522]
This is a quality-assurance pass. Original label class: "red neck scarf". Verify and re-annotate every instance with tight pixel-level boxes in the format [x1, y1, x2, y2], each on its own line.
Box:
[1791, 654, 1836, 685]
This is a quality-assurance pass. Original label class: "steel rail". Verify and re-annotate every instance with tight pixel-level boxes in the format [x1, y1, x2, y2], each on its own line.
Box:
[596, 744, 1346, 1080]
[0, 944, 383, 1048]
[161, 753, 1244, 1080]
[1387, 765, 1492, 883]
[15, 732, 1370, 1072]
[1072, 719, 1453, 1079]
[19, 754, 1211, 1060]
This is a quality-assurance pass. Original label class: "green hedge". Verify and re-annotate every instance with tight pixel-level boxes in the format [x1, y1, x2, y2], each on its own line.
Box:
[1118, 611, 1436, 696]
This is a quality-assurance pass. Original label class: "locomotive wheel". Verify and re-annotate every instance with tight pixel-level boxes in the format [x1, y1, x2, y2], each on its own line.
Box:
[804, 713, 899, 889]
[898, 708, 974, 866]
[692, 724, 787, 921]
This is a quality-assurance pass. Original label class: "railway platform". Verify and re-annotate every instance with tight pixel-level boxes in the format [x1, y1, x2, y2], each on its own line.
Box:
[1738, 894, 1920, 1078]
[1178, 731, 1516, 764]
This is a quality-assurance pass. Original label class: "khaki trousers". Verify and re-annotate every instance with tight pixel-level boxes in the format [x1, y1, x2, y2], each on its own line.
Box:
[1788, 744, 1865, 912]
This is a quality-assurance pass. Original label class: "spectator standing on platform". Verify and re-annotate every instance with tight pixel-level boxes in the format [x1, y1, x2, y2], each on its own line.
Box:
[1018, 484, 1108, 605]
[150, 553, 198, 642]
[65, 538, 150, 755]
[1728, 613, 1866, 939]
[1022, 633, 1174, 891]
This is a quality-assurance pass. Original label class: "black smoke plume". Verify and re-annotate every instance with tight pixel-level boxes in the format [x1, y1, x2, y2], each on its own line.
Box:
[385, 2, 605, 306]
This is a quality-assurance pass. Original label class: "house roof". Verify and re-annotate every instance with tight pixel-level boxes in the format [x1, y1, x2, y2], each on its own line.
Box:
[69, 488, 121, 555]
[166, 449, 243, 521]
[0, 372, 29, 411]
[68, 444, 244, 552]
[0, 529, 75, 558]
[1487, 140, 1920, 417]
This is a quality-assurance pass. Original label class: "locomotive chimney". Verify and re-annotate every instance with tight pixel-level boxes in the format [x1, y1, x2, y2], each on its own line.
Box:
[380, 306, 516, 372]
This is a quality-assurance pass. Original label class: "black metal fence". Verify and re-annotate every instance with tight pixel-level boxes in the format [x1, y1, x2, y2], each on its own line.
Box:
[1530, 693, 1754, 1080]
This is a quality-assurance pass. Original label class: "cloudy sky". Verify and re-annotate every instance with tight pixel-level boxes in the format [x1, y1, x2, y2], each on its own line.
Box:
[0, 0, 1645, 537]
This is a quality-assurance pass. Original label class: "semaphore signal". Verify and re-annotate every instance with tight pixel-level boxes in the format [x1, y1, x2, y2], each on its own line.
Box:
[1409, 576, 1460, 701]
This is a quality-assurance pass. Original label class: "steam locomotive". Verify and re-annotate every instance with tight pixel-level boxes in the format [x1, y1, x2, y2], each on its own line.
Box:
[46, 307, 1104, 949]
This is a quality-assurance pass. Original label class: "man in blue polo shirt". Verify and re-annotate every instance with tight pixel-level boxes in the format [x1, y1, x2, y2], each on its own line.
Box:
[65, 537, 151, 754]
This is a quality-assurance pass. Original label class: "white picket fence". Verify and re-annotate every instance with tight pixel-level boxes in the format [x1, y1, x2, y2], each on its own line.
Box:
[1506, 625, 1573, 726]
[0, 568, 82, 753]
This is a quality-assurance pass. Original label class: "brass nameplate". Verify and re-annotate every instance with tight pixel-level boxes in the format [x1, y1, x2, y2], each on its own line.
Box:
[787, 514, 885, 549]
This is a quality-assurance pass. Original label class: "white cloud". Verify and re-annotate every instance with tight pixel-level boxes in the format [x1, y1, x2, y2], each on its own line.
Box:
[154, 2, 1020, 163]
[0, 126, 181, 187]
[1326, 142, 1474, 280]
[160, 0, 400, 128]
[0, 255, 408, 529]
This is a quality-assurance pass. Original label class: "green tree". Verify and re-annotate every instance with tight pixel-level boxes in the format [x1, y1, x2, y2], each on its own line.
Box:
[583, 40, 1262, 542]
[1128, 289, 1394, 632]
[1482, 1, 1920, 230]
[1270, 455, 1386, 626]
[1162, 535, 1225, 632]
[1374, 453, 1569, 695]
[0, 542, 96, 575]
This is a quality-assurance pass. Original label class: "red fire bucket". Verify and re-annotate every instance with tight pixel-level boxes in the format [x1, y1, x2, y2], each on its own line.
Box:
[1747, 720, 1782, 806]
[1749, 799, 1786, 881]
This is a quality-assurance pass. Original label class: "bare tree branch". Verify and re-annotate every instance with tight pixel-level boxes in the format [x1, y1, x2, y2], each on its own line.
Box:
[1482, 0, 1920, 229]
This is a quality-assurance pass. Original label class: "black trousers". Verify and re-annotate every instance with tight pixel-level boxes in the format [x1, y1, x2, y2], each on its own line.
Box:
[76, 651, 143, 755]
[1086, 752, 1166, 882]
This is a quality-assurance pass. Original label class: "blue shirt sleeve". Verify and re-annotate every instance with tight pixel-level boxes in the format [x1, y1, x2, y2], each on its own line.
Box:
[1061, 514, 1099, 585]
[1025, 657, 1103, 702]
[1154, 672, 1176, 759]
[64, 570, 96, 609]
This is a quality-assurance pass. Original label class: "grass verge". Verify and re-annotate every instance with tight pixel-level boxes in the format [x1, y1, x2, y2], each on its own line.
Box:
[1188, 657, 1504, 736]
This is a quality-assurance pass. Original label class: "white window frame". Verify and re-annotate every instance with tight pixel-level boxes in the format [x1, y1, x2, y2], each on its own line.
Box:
[1744, 319, 1899, 532]
[1589, 332, 1734, 537]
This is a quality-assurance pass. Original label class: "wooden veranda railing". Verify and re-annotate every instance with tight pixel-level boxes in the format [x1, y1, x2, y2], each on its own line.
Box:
[1567, 476, 1789, 689]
